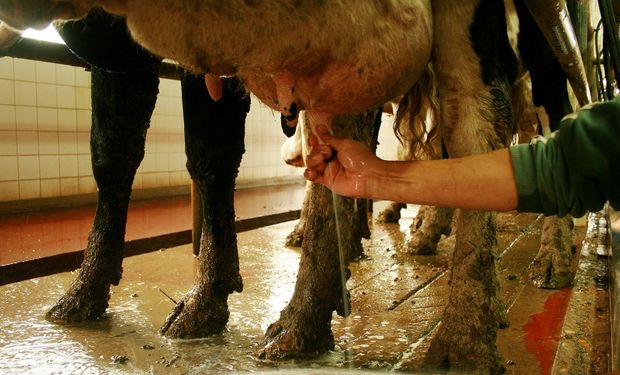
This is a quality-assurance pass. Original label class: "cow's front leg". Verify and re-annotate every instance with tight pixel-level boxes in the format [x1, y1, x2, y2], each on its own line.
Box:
[376, 202, 407, 223]
[260, 110, 377, 359]
[160, 75, 249, 338]
[260, 181, 343, 359]
[285, 181, 311, 247]
[46, 65, 159, 323]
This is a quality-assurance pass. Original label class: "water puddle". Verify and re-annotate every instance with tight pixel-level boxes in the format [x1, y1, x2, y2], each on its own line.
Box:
[0, 212, 568, 374]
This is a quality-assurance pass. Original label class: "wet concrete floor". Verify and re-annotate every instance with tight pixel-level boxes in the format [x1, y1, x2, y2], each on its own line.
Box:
[0, 204, 588, 374]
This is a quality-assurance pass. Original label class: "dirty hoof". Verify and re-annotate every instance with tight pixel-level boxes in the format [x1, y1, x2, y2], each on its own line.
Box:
[376, 203, 405, 223]
[160, 289, 230, 338]
[405, 206, 453, 255]
[284, 229, 303, 247]
[530, 215, 575, 289]
[259, 318, 334, 360]
[529, 251, 574, 289]
[495, 301, 510, 330]
[424, 324, 506, 374]
[406, 231, 440, 255]
[46, 279, 111, 324]
[347, 241, 365, 262]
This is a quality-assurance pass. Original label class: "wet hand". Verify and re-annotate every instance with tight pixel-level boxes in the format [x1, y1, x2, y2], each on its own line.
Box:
[303, 126, 378, 199]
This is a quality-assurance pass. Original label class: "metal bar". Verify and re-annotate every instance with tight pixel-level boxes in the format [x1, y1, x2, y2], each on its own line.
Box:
[4, 38, 182, 80]
[0, 209, 300, 286]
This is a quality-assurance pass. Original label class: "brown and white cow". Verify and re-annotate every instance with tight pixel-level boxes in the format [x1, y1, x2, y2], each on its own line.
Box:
[0, 1, 590, 373]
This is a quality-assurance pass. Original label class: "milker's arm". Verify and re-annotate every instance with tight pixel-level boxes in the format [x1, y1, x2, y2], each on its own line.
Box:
[365, 149, 518, 212]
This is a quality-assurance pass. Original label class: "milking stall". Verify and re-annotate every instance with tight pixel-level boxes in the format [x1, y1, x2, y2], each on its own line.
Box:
[0, 1, 618, 374]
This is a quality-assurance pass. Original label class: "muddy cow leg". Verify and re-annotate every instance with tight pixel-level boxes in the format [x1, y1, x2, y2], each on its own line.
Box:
[46, 65, 159, 323]
[376, 109, 407, 225]
[287, 110, 378, 248]
[160, 75, 249, 338]
[260, 110, 377, 360]
[376, 202, 407, 223]
[285, 184, 374, 250]
[261, 183, 344, 359]
[354, 198, 372, 241]
[514, 0, 576, 288]
[406, 206, 454, 255]
[424, 0, 515, 372]
[353, 110, 381, 240]
[529, 215, 575, 288]
[285, 181, 311, 247]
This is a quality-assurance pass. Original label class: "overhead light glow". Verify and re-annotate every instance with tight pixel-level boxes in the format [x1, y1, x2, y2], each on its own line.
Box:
[21, 24, 65, 45]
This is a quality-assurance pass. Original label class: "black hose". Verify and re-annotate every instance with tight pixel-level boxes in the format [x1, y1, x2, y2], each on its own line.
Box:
[598, 0, 620, 94]
[594, 20, 606, 100]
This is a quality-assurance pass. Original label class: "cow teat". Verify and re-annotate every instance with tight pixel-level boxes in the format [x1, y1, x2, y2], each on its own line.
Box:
[204, 74, 223, 102]
[282, 101, 299, 126]
[273, 71, 300, 119]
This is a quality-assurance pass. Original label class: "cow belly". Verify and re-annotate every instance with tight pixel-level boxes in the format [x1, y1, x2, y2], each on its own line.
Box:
[117, 0, 432, 115]
[242, 58, 426, 116]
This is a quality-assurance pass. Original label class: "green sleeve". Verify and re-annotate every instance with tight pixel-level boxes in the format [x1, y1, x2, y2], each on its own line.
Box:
[509, 97, 620, 217]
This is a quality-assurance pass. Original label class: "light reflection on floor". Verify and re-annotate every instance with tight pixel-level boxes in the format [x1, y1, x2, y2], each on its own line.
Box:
[0, 207, 588, 374]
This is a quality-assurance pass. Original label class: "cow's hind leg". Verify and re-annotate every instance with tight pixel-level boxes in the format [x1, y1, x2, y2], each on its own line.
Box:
[46, 65, 158, 323]
[260, 110, 377, 360]
[529, 215, 575, 288]
[406, 206, 453, 255]
[514, 0, 576, 289]
[423, 0, 515, 372]
[160, 75, 249, 338]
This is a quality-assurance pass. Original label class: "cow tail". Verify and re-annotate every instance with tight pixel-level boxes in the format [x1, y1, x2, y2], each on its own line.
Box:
[510, 70, 539, 143]
[393, 63, 440, 161]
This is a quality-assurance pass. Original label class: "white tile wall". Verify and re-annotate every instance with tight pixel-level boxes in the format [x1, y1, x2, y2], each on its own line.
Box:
[0, 59, 13, 80]
[0, 57, 304, 204]
[0, 105, 16, 130]
[14, 81, 35, 106]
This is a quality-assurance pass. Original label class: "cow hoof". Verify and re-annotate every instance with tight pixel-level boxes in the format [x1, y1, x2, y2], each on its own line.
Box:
[406, 232, 439, 255]
[530, 216, 575, 289]
[284, 230, 303, 247]
[159, 290, 229, 338]
[376, 203, 404, 223]
[529, 250, 574, 289]
[405, 206, 452, 255]
[258, 317, 334, 360]
[46, 279, 111, 323]
[424, 319, 506, 374]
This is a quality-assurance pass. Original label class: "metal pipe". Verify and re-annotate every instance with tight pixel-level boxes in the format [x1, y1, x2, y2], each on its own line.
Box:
[0, 22, 21, 55]
[567, 0, 595, 100]
[524, 0, 592, 105]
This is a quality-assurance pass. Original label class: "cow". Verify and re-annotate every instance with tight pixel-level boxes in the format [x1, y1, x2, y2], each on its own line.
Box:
[0, 1, 591, 373]
[384, 2, 580, 288]
[273, 1, 589, 372]
[374, 0, 580, 290]
[0, 10, 251, 340]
